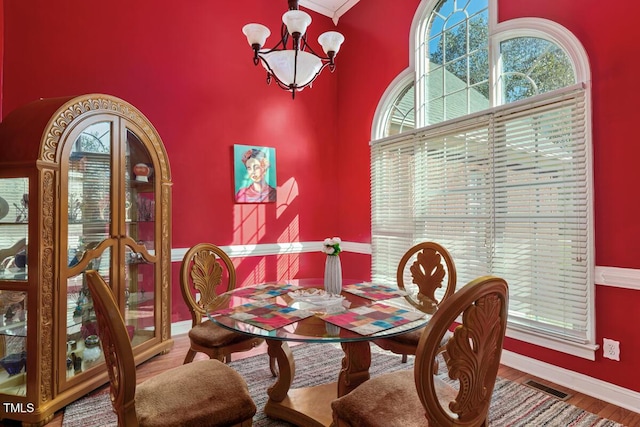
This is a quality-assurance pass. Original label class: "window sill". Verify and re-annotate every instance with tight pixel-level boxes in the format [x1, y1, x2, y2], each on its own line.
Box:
[506, 327, 598, 360]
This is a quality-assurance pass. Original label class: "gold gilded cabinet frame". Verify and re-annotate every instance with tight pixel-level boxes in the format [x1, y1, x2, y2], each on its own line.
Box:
[26, 93, 172, 422]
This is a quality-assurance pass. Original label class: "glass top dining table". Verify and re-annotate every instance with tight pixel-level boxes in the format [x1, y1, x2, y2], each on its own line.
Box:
[208, 278, 430, 343]
[207, 278, 431, 427]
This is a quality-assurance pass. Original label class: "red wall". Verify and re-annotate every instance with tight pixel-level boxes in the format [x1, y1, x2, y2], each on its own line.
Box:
[336, 0, 640, 392]
[3, 0, 640, 393]
[1, 0, 368, 320]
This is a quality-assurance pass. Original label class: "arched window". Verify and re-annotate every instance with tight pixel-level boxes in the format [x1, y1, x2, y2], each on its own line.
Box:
[371, 0, 595, 358]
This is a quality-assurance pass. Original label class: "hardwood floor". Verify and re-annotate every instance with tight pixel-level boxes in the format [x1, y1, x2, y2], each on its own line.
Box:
[19, 334, 639, 427]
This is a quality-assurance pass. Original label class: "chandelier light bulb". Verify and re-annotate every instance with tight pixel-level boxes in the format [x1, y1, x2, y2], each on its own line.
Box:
[282, 10, 312, 36]
[318, 31, 345, 56]
[242, 23, 271, 48]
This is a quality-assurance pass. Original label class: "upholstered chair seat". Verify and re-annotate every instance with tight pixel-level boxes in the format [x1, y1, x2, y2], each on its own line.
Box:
[85, 270, 257, 427]
[331, 370, 458, 427]
[187, 319, 255, 347]
[135, 359, 256, 427]
[333, 276, 509, 427]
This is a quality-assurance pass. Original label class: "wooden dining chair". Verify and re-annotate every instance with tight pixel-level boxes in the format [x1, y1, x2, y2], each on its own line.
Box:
[180, 243, 276, 375]
[332, 275, 508, 427]
[85, 270, 257, 427]
[374, 241, 457, 362]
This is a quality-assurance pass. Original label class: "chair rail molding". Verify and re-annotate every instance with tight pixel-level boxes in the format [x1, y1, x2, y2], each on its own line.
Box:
[172, 244, 637, 291]
[171, 241, 372, 262]
[595, 266, 640, 291]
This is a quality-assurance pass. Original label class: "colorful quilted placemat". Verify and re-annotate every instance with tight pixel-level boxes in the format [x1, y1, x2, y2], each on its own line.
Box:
[231, 282, 300, 300]
[342, 282, 407, 301]
[322, 302, 425, 335]
[213, 300, 313, 331]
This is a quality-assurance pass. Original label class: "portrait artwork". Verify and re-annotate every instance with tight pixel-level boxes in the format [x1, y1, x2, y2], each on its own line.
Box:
[233, 144, 277, 203]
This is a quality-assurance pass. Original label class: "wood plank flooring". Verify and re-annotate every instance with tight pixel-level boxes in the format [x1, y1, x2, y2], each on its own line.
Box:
[15, 334, 640, 427]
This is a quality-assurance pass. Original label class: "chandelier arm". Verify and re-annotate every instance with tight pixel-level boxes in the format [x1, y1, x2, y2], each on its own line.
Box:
[293, 42, 299, 91]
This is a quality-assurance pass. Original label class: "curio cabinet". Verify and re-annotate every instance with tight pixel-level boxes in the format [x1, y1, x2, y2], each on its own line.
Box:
[0, 94, 173, 425]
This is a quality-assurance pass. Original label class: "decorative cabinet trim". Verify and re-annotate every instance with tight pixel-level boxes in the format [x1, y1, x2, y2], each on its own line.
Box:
[40, 168, 55, 401]
[40, 94, 170, 182]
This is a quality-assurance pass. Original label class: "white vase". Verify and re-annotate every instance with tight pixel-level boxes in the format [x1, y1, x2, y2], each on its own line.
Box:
[324, 255, 343, 295]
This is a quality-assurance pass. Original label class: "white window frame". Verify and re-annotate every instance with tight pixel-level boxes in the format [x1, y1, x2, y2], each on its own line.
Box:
[371, 0, 596, 359]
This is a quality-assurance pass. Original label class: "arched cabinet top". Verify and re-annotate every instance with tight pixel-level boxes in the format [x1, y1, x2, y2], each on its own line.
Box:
[0, 93, 171, 182]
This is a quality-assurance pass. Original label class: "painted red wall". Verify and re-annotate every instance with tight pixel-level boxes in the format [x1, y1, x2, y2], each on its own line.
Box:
[1, 0, 367, 320]
[335, 0, 640, 392]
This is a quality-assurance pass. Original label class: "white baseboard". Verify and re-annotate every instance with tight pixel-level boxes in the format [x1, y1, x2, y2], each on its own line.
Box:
[171, 320, 192, 337]
[501, 349, 640, 413]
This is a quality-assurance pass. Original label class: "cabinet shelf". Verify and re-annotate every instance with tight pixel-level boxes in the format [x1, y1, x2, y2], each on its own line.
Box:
[0, 269, 27, 281]
[0, 321, 27, 337]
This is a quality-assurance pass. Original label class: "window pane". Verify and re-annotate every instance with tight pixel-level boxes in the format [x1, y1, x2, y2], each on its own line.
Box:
[422, 0, 489, 125]
[384, 83, 415, 136]
[500, 37, 575, 103]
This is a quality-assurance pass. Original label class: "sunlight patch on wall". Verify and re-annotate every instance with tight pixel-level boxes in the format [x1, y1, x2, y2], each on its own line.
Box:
[276, 214, 301, 280]
[277, 177, 299, 219]
[239, 257, 267, 287]
[233, 203, 267, 244]
[276, 177, 300, 279]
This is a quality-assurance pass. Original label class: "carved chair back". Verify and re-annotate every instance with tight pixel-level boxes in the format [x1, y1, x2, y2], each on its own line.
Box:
[85, 270, 139, 427]
[180, 243, 237, 327]
[397, 241, 457, 314]
[415, 276, 508, 426]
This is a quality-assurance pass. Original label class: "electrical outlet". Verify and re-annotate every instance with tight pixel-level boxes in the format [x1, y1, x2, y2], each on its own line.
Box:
[602, 338, 620, 361]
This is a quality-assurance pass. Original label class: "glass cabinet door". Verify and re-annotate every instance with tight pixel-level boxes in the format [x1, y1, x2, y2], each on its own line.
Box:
[0, 177, 29, 396]
[64, 121, 113, 379]
[0, 178, 29, 281]
[123, 129, 156, 347]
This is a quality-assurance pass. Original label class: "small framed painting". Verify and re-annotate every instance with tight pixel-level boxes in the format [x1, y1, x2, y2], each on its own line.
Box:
[233, 144, 277, 203]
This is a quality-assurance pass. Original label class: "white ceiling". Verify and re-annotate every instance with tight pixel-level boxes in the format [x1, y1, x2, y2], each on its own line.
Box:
[299, 0, 360, 24]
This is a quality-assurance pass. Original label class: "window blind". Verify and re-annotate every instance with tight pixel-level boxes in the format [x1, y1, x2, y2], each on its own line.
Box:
[371, 87, 593, 345]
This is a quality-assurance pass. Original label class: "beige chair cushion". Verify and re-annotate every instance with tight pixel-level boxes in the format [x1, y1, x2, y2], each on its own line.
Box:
[331, 370, 457, 427]
[135, 359, 256, 427]
[386, 328, 453, 348]
[385, 327, 424, 346]
[188, 319, 253, 347]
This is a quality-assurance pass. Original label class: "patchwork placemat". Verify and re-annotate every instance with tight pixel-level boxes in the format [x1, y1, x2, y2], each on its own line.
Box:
[341, 282, 407, 301]
[213, 300, 313, 331]
[322, 302, 425, 335]
[231, 282, 300, 300]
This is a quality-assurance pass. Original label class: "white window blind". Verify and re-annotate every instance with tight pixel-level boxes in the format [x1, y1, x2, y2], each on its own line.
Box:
[371, 86, 593, 345]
